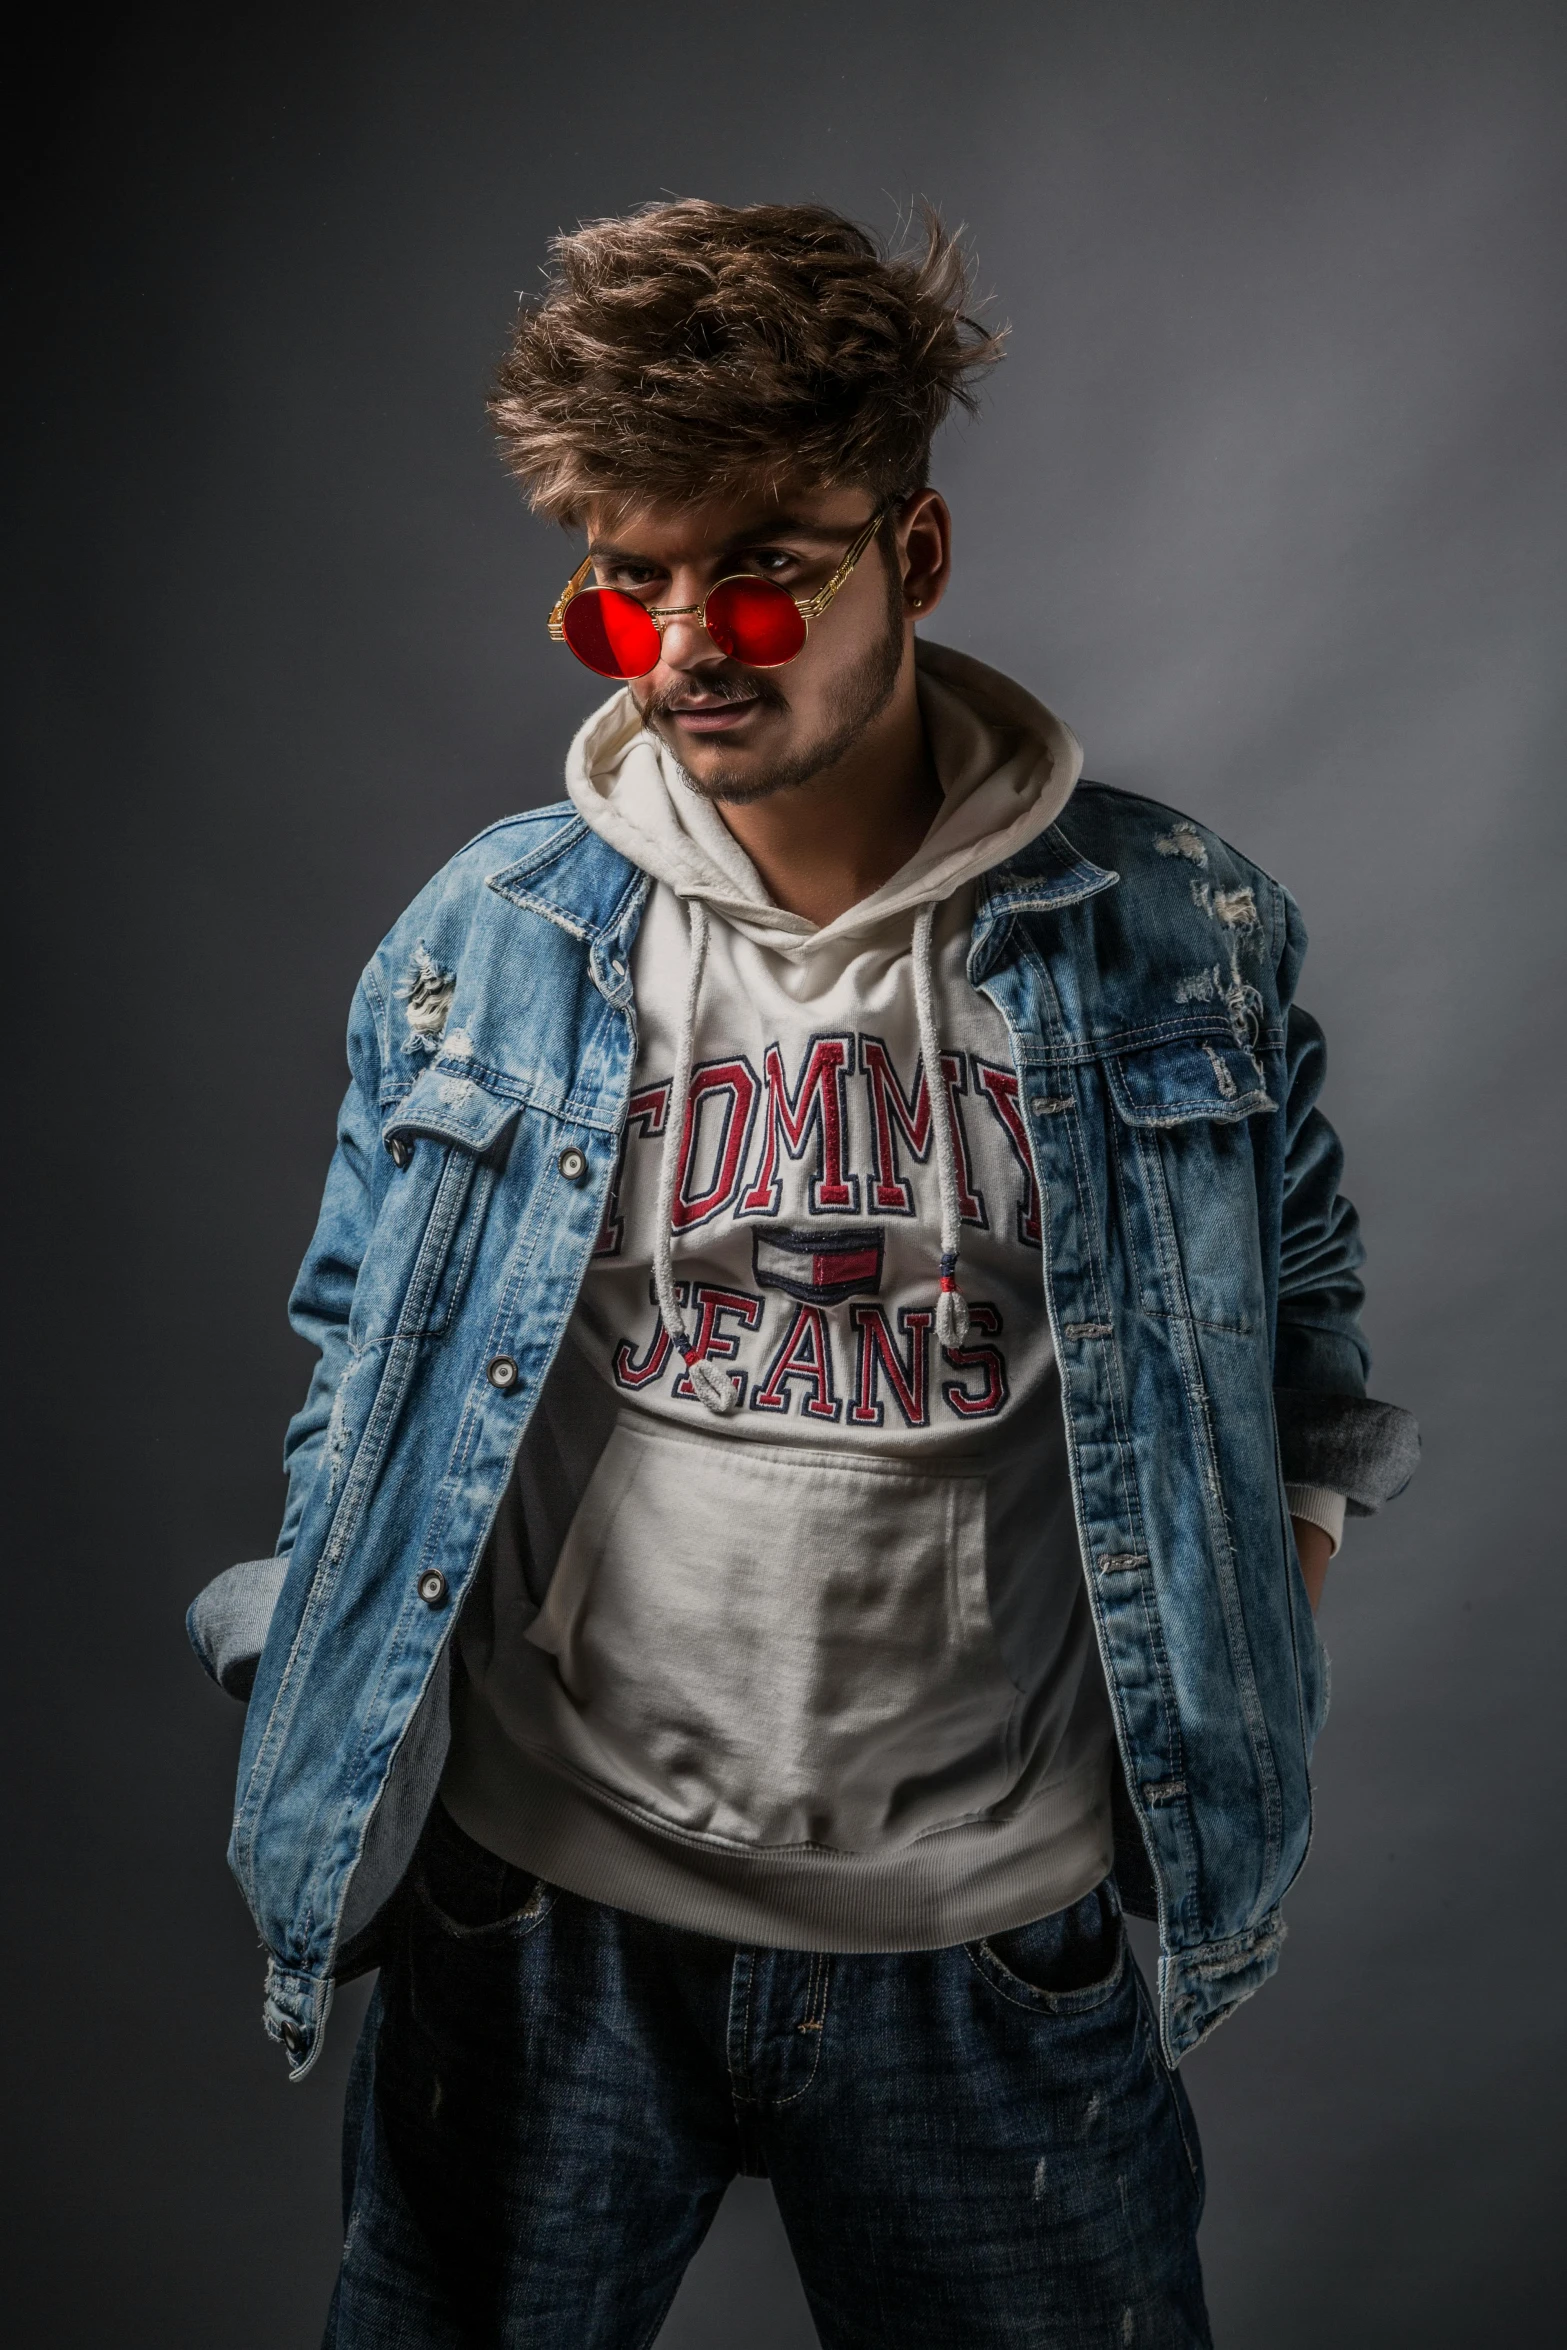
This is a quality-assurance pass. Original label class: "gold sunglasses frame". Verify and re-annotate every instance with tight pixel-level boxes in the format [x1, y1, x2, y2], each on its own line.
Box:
[547, 508, 889, 672]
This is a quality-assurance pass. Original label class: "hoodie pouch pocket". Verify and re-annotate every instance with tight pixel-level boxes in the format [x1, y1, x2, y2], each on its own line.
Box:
[525, 1415, 1023, 1853]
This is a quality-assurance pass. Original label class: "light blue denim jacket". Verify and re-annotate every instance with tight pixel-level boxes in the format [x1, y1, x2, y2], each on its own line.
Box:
[190, 783, 1417, 2077]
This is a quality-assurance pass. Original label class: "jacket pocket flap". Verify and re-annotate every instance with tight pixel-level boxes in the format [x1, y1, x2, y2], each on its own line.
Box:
[1106, 1037, 1275, 1127]
[383, 1068, 524, 1156]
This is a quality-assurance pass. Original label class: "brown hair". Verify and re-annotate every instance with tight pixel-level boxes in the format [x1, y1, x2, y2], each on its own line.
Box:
[489, 199, 1005, 523]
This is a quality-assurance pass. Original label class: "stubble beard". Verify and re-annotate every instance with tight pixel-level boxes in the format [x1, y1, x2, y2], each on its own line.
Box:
[640, 584, 907, 809]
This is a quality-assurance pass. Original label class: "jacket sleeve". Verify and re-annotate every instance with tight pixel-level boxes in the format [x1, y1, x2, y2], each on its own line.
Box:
[1270, 897, 1419, 1516]
[276, 969, 388, 1557]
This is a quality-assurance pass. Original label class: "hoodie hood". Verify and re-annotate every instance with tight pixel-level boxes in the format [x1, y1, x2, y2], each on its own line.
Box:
[564, 640, 1083, 950]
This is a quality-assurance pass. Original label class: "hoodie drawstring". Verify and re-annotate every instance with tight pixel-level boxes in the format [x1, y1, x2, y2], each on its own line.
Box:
[913, 901, 971, 1350]
[654, 894, 970, 1421]
[653, 900, 740, 1415]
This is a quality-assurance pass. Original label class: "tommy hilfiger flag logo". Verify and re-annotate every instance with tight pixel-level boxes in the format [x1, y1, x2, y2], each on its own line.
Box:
[752, 1225, 885, 1306]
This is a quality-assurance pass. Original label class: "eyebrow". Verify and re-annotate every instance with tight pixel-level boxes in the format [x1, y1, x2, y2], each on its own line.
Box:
[585, 517, 854, 562]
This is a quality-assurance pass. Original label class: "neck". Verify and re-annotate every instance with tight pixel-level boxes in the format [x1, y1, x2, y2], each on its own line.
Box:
[710, 660, 941, 927]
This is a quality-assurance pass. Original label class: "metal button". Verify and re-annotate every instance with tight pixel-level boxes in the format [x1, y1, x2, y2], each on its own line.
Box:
[417, 1567, 448, 1608]
[386, 1134, 412, 1167]
[557, 1146, 589, 1184]
[278, 2018, 306, 2056]
[486, 1355, 519, 1391]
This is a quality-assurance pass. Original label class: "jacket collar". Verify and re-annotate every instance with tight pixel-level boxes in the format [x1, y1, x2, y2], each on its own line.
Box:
[979, 820, 1120, 915]
[486, 815, 650, 1008]
[968, 823, 1119, 983]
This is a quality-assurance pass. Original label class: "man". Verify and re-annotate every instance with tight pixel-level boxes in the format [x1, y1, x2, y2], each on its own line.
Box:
[189, 201, 1418, 2347]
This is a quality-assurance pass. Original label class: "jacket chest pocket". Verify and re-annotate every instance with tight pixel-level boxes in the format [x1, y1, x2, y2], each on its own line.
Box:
[1103, 1034, 1278, 1336]
[351, 1070, 522, 1343]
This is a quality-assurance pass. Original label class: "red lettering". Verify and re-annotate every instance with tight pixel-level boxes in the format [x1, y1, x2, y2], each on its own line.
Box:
[972, 1061, 1041, 1246]
[939, 1053, 986, 1228]
[848, 1304, 933, 1428]
[739, 1037, 858, 1217]
[597, 1082, 670, 1257]
[670, 1285, 764, 1404]
[750, 1304, 842, 1420]
[613, 1277, 687, 1390]
[673, 1059, 760, 1231]
[861, 1035, 932, 1213]
[939, 1300, 1010, 1418]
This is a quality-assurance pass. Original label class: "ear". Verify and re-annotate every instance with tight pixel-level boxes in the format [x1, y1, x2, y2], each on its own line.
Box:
[896, 489, 952, 619]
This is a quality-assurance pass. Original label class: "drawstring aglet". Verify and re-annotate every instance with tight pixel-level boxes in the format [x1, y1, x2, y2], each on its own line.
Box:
[681, 1346, 740, 1417]
[935, 1252, 970, 1349]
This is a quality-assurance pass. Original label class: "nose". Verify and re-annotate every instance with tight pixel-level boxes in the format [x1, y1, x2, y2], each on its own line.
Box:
[655, 606, 727, 674]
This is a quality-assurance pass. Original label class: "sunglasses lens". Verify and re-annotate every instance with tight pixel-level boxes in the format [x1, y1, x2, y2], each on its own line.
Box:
[562, 588, 662, 679]
[704, 576, 807, 667]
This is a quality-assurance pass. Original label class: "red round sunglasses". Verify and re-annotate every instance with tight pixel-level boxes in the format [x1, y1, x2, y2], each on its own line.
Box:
[547, 510, 888, 680]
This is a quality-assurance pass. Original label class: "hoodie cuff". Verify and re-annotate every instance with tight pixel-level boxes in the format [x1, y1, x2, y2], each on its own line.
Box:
[1285, 1484, 1346, 1557]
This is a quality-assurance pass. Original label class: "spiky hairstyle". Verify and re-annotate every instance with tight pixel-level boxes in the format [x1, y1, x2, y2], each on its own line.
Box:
[489, 199, 1005, 523]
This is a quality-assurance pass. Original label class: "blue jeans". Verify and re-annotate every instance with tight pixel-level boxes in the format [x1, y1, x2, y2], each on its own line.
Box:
[325, 1803, 1210, 2348]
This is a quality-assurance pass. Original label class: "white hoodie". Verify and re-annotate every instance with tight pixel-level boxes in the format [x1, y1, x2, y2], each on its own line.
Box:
[441, 644, 1117, 1949]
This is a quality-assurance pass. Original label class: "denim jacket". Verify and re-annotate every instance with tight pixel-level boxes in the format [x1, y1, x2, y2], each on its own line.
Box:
[190, 783, 1417, 2077]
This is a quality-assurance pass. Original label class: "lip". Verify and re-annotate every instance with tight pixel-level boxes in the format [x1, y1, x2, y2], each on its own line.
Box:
[667, 699, 763, 735]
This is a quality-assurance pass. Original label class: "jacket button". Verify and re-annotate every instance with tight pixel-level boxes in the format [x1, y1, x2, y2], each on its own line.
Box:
[486, 1354, 519, 1391]
[557, 1145, 589, 1184]
[417, 1568, 448, 1607]
[278, 2018, 306, 2056]
[386, 1135, 412, 1167]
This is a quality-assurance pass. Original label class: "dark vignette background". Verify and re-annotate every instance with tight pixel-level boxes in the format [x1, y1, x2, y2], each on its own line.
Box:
[6, 4, 1564, 2342]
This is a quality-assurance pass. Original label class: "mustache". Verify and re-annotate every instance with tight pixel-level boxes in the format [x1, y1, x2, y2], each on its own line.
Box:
[640, 671, 789, 721]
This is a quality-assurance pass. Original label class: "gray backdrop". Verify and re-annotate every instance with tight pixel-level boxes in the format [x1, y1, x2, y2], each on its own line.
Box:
[7, 2, 1564, 2342]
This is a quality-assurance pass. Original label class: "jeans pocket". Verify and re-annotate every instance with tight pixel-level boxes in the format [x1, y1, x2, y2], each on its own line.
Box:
[968, 1880, 1127, 2014]
[414, 1801, 556, 1939]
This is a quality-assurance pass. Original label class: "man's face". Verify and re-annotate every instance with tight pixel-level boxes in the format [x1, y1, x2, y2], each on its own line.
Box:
[581, 483, 912, 806]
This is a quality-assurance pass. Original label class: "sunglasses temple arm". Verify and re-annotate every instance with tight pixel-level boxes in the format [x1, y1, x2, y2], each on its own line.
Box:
[548, 555, 596, 642]
[797, 508, 889, 621]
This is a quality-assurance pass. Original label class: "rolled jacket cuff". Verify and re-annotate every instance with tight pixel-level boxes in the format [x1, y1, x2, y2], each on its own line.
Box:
[1273, 1389, 1420, 1516]
[1285, 1483, 1346, 1556]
